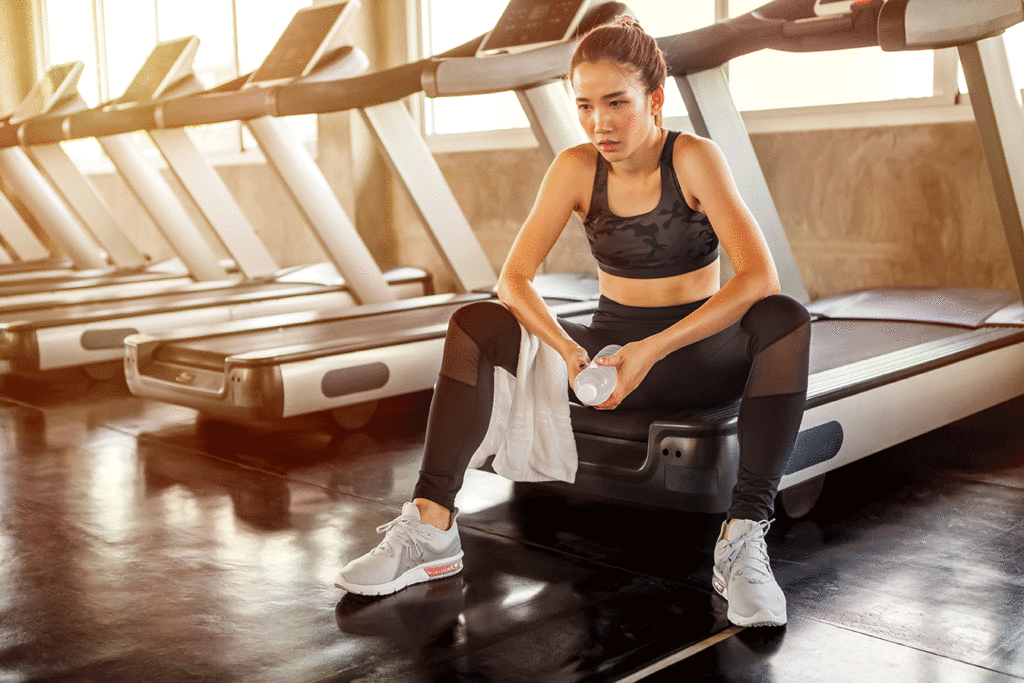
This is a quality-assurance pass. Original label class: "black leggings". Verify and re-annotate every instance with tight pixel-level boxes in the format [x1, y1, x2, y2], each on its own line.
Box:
[414, 294, 811, 521]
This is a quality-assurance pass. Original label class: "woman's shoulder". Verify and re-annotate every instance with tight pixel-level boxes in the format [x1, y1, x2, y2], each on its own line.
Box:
[556, 142, 599, 169]
[669, 131, 721, 161]
[669, 131, 730, 185]
[666, 132, 730, 210]
[547, 143, 598, 190]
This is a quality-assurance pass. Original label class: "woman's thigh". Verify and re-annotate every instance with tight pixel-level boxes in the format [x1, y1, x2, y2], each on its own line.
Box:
[558, 317, 752, 411]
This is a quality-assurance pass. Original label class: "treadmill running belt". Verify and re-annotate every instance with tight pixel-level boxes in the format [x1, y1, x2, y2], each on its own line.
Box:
[808, 319, 970, 373]
[151, 299, 473, 370]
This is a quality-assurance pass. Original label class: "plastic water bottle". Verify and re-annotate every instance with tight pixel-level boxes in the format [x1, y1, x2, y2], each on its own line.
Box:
[573, 344, 621, 406]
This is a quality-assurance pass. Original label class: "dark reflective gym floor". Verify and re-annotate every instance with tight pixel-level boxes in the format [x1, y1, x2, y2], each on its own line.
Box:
[2, 371, 1024, 682]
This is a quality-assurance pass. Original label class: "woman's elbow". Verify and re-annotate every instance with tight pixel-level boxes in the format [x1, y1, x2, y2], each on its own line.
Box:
[496, 271, 527, 307]
[762, 278, 782, 299]
[737, 267, 781, 302]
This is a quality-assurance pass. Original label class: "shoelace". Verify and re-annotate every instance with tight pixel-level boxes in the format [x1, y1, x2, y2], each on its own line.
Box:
[371, 515, 431, 559]
[719, 519, 774, 582]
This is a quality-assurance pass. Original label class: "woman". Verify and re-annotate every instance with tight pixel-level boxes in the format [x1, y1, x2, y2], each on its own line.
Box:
[336, 16, 810, 629]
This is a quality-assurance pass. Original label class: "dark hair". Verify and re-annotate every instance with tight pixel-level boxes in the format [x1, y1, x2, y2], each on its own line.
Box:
[570, 17, 667, 96]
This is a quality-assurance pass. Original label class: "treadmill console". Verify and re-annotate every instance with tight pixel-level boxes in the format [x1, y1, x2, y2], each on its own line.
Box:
[114, 36, 200, 106]
[8, 61, 83, 124]
[246, 0, 359, 87]
[477, 0, 590, 55]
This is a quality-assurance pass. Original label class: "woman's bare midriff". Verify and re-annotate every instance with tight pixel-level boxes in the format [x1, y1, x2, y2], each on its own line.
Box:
[598, 257, 721, 308]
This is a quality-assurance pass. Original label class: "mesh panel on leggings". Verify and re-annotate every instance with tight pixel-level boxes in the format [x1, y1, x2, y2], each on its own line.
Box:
[438, 321, 481, 387]
[744, 321, 810, 398]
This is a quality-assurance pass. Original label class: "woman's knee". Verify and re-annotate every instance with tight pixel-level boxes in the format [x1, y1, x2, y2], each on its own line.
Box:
[449, 301, 518, 342]
[442, 301, 521, 380]
[741, 294, 810, 344]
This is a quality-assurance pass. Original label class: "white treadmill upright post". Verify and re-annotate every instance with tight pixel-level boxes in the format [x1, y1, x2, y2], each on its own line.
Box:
[0, 147, 106, 269]
[958, 33, 1024, 303]
[0, 188, 48, 263]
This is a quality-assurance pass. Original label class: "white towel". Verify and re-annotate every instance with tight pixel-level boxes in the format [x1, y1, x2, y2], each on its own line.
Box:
[467, 323, 578, 483]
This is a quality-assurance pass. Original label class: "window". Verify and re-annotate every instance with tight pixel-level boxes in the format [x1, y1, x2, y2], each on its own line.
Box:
[34, 0, 312, 161]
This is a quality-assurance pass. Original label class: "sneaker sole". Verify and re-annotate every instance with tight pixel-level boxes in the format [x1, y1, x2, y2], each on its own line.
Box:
[712, 569, 787, 628]
[335, 552, 464, 596]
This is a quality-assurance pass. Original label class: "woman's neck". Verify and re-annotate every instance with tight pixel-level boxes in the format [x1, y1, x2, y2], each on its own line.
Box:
[609, 126, 665, 177]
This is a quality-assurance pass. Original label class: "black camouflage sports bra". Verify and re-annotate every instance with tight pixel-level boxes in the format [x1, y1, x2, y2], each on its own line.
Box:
[583, 130, 719, 279]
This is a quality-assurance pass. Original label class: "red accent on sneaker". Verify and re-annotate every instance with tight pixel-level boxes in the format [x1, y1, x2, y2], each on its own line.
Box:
[424, 563, 457, 577]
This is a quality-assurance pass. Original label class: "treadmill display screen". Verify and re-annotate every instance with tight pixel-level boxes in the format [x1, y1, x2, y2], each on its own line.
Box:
[478, 0, 588, 55]
[248, 1, 354, 85]
[9, 61, 81, 122]
[118, 37, 197, 102]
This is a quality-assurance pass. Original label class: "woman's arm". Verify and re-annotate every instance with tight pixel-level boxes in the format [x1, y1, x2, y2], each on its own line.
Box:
[496, 144, 594, 379]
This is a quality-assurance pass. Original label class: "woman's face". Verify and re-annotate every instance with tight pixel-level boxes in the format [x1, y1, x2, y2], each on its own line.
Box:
[572, 59, 661, 162]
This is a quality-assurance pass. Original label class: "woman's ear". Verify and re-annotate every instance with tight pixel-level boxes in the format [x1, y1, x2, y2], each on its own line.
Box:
[650, 85, 665, 117]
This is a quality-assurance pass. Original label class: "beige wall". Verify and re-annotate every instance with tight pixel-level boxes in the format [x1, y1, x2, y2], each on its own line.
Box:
[752, 123, 1014, 299]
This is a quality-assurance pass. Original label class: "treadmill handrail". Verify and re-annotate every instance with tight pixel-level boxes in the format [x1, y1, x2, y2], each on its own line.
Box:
[14, 75, 206, 147]
[878, 0, 1024, 51]
[421, 40, 577, 98]
[657, 0, 880, 76]
[7, 42, 376, 145]
[271, 34, 486, 117]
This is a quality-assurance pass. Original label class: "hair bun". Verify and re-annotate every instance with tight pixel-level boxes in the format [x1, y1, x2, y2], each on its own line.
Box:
[614, 14, 643, 31]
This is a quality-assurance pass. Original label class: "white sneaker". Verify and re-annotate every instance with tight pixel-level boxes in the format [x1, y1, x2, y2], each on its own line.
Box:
[712, 519, 787, 627]
[335, 502, 464, 596]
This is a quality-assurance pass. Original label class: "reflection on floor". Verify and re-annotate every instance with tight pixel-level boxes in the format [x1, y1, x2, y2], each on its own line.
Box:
[1, 370, 1024, 682]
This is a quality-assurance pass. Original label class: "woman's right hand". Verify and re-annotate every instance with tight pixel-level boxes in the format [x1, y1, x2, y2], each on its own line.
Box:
[562, 344, 591, 388]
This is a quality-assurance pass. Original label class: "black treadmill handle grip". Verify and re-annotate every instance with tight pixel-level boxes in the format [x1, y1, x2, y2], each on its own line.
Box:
[659, 0, 880, 75]
[272, 33, 486, 117]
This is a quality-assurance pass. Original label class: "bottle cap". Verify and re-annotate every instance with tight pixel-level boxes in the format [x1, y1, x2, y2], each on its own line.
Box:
[576, 383, 598, 404]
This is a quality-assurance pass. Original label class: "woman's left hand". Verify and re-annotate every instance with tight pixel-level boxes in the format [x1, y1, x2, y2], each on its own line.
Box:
[590, 340, 659, 410]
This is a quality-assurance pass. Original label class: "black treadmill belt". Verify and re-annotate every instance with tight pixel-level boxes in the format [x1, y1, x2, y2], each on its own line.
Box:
[808, 319, 964, 374]
[153, 301, 465, 370]
[150, 296, 596, 371]
[0, 269, 180, 296]
[1, 281, 336, 328]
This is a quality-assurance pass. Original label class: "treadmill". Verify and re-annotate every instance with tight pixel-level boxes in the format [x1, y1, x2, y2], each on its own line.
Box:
[0, 60, 212, 288]
[546, 0, 1024, 516]
[0, 42, 235, 293]
[0, 24, 383, 300]
[123, 0, 613, 423]
[0, 3, 430, 376]
[9, 30, 416, 306]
